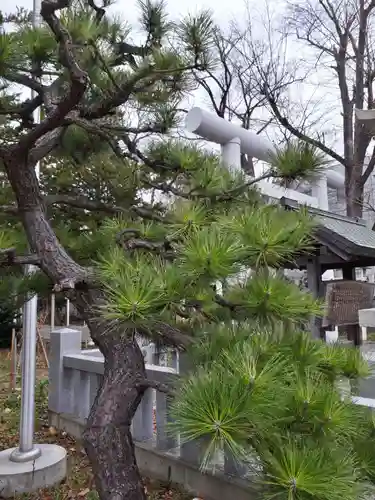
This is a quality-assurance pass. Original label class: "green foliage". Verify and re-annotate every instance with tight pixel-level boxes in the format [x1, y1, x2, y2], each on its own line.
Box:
[0, 2, 369, 499]
[171, 328, 374, 500]
[270, 141, 329, 184]
[89, 137, 374, 498]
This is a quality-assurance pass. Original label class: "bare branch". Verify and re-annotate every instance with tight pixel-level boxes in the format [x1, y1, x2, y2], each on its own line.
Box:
[361, 144, 375, 184]
[265, 89, 345, 165]
[135, 379, 174, 395]
[46, 194, 127, 214]
[0, 247, 40, 267]
[5, 72, 44, 94]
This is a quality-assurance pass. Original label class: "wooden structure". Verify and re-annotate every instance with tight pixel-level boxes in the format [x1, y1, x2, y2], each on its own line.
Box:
[281, 198, 375, 344]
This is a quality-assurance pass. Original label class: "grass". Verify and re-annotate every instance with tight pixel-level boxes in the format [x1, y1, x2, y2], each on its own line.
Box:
[0, 350, 192, 500]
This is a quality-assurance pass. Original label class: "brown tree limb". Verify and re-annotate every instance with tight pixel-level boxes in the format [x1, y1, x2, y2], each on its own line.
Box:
[265, 89, 345, 166]
[140, 322, 194, 350]
[4, 72, 44, 94]
[135, 379, 174, 395]
[45, 194, 127, 214]
[361, 144, 375, 185]
[0, 247, 40, 267]
[29, 128, 64, 164]
[0, 196, 167, 223]
[16, 0, 88, 153]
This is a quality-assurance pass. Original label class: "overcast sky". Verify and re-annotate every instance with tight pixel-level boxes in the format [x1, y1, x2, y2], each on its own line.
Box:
[2, 0, 251, 27]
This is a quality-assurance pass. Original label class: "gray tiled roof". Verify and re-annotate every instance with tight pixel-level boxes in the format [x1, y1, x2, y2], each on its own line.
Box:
[280, 197, 375, 258]
[317, 214, 375, 251]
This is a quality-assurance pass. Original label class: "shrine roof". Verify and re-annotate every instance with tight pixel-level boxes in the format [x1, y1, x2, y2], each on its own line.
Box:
[280, 197, 375, 261]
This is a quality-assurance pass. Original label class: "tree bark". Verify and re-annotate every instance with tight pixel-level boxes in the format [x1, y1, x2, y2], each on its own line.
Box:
[1, 148, 148, 500]
[345, 176, 364, 218]
[82, 326, 147, 500]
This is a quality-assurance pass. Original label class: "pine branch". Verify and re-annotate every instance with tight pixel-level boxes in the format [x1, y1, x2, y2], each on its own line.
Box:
[65, 117, 138, 158]
[83, 62, 201, 121]
[116, 229, 175, 259]
[15, 0, 88, 153]
[46, 194, 127, 214]
[29, 128, 64, 164]
[214, 294, 237, 310]
[86, 0, 106, 23]
[264, 87, 346, 166]
[0, 205, 18, 215]
[5, 72, 44, 94]
[140, 322, 194, 349]
[0, 197, 167, 223]
[0, 247, 40, 267]
[82, 69, 153, 120]
[135, 379, 174, 395]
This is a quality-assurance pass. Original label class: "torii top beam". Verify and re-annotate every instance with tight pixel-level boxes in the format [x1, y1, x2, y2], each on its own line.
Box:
[185, 107, 345, 190]
[186, 107, 274, 162]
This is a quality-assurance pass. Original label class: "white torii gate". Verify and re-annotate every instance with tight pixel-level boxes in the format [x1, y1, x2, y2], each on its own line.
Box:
[185, 107, 346, 210]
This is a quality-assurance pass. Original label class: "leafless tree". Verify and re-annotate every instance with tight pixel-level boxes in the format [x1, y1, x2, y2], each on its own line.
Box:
[251, 0, 375, 217]
[190, 5, 312, 179]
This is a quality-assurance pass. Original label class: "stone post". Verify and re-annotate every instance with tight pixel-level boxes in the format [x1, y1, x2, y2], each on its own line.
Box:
[48, 328, 82, 416]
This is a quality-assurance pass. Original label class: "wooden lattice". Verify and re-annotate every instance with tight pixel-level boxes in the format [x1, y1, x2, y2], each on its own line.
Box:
[322, 280, 375, 327]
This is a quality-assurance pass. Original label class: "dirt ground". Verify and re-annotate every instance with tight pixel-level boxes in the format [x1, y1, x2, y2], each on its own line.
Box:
[0, 349, 191, 500]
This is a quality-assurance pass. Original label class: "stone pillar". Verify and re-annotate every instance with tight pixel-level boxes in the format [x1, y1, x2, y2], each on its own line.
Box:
[48, 328, 82, 415]
[307, 257, 323, 339]
[221, 137, 241, 173]
[311, 174, 329, 211]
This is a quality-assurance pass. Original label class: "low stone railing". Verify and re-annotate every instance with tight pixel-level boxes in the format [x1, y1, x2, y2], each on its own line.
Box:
[48, 328, 375, 500]
[48, 328, 257, 500]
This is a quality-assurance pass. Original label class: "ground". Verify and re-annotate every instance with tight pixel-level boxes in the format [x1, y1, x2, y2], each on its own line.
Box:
[0, 349, 192, 500]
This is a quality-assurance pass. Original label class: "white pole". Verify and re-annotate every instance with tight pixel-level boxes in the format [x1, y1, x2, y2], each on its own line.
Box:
[221, 138, 241, 173]
[10, 327, 17, 392]
[10, 0, 42, 463]
[66, 298, 70, 327]
[311, 174, 329, 211]
[51, 293, 55, 332]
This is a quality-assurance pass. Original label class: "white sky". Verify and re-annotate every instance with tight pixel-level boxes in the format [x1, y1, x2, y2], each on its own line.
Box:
[2, 0, 250, 27]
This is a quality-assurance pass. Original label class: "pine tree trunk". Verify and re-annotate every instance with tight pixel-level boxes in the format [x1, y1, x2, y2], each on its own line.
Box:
[82, 325, 147, 500]
[2, 152, 148, 500]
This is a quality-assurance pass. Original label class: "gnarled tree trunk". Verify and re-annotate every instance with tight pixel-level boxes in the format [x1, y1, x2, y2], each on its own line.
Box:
[82, 323, 147, 500]
[2, 149, 148, 500]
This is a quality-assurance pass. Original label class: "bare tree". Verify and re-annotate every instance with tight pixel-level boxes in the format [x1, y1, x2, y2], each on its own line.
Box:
[190, 6, 311, 178]
[252, 0, 375, 217]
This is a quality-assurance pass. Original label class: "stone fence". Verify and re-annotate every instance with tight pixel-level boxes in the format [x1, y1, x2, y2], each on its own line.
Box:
[48, 328, 375, 500]
[48, 328, 262, 500]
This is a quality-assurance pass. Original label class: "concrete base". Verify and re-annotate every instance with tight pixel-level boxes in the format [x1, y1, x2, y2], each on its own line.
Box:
[0, 444, 67, 498]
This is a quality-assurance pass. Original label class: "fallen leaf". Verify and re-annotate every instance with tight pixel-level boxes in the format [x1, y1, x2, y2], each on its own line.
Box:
[78, 488, 90, 497]
[48, 426, 57, 435]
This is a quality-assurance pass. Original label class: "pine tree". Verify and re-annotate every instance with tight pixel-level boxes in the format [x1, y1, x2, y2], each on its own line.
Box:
[0, 2, 372, 499]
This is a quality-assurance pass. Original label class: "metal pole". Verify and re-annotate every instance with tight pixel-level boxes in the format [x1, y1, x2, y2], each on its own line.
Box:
[66, 298, 70, 326]
[51, 293, 55, 332]
[10, 327, 17, 392]
[10, 0, 42, 463]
